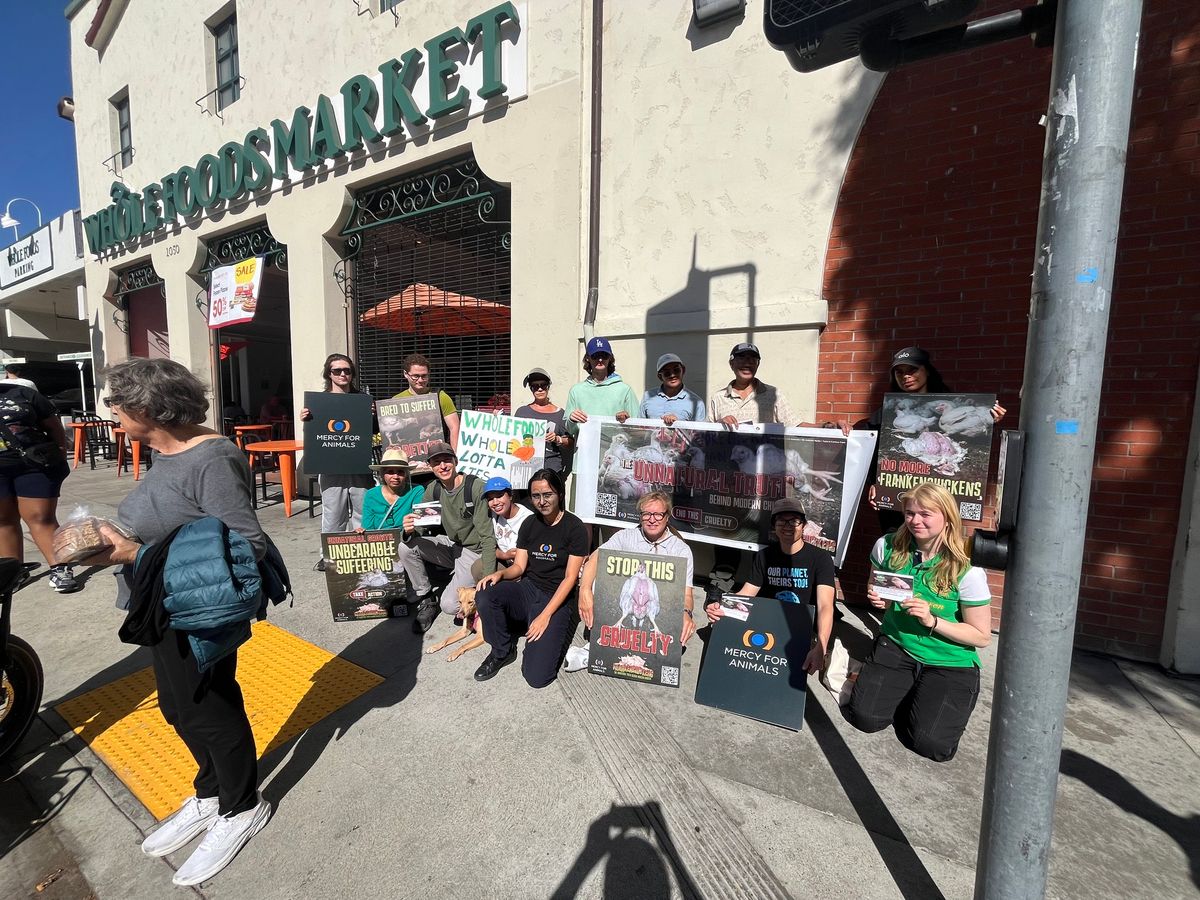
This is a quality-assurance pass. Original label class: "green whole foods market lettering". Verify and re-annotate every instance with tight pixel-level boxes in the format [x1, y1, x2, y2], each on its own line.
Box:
[83, 2, 519, 255]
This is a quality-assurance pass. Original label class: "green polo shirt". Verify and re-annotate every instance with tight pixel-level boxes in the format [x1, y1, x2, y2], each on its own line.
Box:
[872, 535, 991, 668]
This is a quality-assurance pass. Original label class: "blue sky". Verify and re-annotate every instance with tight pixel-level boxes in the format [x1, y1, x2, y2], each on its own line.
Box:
[0, 3, 78, 241]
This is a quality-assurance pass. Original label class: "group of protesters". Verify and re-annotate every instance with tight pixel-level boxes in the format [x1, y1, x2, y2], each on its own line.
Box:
[303, 339, 1003, 765]
[62, 338, 1003, 885]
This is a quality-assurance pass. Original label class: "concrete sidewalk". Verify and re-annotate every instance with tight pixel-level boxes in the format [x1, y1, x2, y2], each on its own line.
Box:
[2, 465, 1198, 899]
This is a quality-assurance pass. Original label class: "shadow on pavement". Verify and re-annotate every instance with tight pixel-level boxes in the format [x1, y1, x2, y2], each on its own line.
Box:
[1060, 748, 1200, 891]
[550, 801, 700, 900]
[805, 699, 946, 900]
[257, 617, 423, 806]
[46, 647, 155, 749]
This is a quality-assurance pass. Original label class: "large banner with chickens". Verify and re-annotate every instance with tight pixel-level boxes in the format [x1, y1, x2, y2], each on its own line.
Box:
[588, 549, 687, 688]
[322, 529, 408, 622]
[875, 393, 996, 522]
[574, 419, 877, 566]
[456, 409, 551, 489]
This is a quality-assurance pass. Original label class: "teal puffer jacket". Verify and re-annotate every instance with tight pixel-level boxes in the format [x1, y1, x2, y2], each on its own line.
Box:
[163, 516, 262, 671]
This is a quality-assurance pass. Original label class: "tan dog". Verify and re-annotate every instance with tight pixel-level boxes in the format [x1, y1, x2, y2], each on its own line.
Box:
[425, 587, 486, 661]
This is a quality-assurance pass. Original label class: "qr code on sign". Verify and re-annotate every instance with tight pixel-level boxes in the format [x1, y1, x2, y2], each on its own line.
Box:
[597, 493, 618, 516]
[959, 502, 983, 521]
[660, 666, 679, 686]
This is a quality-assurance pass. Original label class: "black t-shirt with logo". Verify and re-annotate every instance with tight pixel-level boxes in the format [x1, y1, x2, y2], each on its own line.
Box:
[517, 511, 590, 594]
[744, 542, 836, 605]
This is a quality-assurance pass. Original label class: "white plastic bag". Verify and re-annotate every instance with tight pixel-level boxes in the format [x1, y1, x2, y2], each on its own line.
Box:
[51, 505, 137, 564]
[820, 638, 862, 707]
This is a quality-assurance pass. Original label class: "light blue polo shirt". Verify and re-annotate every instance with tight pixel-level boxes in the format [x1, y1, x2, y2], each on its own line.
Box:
[638, 388, 706, 421]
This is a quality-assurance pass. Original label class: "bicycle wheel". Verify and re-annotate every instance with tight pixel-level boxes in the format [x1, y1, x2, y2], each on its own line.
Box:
[0, 635, 44, 761]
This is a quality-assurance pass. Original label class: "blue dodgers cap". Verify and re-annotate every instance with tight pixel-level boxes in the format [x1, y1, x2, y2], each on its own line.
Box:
[482, 476, 513, 496]
[585, 336, 613, 357]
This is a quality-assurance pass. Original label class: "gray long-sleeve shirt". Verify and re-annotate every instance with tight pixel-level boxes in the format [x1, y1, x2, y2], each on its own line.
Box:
[118, 435, 267, 559]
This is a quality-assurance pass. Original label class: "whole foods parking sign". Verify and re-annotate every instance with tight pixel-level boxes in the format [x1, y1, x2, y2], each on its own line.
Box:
[1, 225, 53, 289]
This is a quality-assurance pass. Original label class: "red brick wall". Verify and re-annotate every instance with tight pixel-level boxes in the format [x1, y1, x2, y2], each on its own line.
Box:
[819, 0, 1200, 660]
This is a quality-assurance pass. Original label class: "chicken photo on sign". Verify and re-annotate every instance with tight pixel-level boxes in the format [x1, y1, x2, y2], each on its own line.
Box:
[875, 393, 997, 521]
[588, 549, 687, 688]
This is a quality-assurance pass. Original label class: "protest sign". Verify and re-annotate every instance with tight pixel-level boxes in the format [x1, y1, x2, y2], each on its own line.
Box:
[302, 392, 374, 475]
[207, 256, 264, 329]
[694, 595, 812, 731]
[457, 409, 551, 488]
[875, 393, 996, 522]
[322, 530, 408, 621]
[376, 395, 444, 469]
[574, 419, 876, 566]
[588, 549, 687, 688]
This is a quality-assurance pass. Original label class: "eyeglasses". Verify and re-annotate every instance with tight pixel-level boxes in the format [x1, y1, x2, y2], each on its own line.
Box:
[530, 492, 558, 502]
[529, 382, 549, 391]
[407, 372, 430, 380]
[330, 368, 353, 376]
[774, 516, 805, 527]
[640, 511, 668, 522]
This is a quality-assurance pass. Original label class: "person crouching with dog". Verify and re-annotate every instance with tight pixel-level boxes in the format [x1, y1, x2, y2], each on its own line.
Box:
[472, 468, 588, 686]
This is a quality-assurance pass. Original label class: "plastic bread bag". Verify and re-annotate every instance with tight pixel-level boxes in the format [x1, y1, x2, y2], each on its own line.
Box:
[52, 506, 138, 564]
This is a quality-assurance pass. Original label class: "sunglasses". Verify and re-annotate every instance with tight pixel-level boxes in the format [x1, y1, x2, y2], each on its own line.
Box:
[529, 382, 550, 391]
[659, 366, 684, 377]
[589, 354, 612, 362]
[330, 367, 353, 376]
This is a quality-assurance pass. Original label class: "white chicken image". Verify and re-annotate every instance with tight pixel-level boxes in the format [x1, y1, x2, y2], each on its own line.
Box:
[615, 562, 661, 633]
[729, 444, 842, 501]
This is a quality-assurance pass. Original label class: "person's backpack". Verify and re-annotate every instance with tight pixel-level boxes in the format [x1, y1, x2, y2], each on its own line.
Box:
[431, 473, 480, 522]
[0, 386, 60, 467]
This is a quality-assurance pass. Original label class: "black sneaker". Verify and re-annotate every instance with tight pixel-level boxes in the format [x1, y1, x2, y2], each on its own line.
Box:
[473, 649, 516, 682]
[412, 595, 439, 634]
[49, 565, 81, 594]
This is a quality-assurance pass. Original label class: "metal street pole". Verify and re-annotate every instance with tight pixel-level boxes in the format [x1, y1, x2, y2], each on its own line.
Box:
[974, 1, 1143, 897]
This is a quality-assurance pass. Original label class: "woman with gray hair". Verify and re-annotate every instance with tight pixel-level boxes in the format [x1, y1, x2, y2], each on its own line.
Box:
[83, 358, 271, 887]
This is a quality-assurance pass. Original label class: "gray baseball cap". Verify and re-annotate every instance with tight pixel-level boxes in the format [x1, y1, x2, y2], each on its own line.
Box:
[656, 353, 684, 373]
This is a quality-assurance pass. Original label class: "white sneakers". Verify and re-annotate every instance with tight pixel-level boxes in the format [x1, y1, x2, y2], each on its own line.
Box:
[141, 793, 271, 887]
[141, 795, 219, 858]
[564, 645, 590, 673]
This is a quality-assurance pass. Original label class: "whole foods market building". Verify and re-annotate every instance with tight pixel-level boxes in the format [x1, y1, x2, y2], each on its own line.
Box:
[67, 0, 1200, 671]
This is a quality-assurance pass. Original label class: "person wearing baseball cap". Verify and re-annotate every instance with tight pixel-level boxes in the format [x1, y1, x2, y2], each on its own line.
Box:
[358, 448, 424, 532]
[398, 440, 497, 634]
[638, 353, 706, 425]
[707, 341, 795, 427]
[864, 347, 1006, 532]
[703, 496, 835, 677]
[563, 336, 639, 438]
[514, 368, 572, 474]
[473, 475, 534, 578]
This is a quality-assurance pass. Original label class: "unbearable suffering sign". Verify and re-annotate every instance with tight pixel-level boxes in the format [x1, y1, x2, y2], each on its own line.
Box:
[82, 3, 527, 255]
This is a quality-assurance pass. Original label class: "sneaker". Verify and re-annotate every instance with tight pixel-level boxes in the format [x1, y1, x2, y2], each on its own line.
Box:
[49, 565, 81, 594]
[473, 648, 517, 682]
[141, 795, 219, 857]
[412, 595, 439, 634]
[172, 795, 271, 887]
[564, 646, 590, 673]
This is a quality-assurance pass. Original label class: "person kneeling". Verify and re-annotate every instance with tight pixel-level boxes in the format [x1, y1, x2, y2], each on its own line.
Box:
[473, 469, 588, 687]
[847, 483, 992, 762]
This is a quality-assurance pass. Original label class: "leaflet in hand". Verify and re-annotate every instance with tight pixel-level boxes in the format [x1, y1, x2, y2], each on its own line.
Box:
[412, 502, 441, 529]
[870, 571, 915, 603]
[718, 594, 755, 621]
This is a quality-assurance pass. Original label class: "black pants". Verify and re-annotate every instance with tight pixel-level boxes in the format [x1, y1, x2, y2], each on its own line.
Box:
[477, 579, 573, 689]
[848, 635, 980, 762]
[152, 629, 258, 815]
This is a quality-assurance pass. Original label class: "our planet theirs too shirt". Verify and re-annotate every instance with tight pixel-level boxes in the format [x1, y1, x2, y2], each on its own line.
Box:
[744, 542, 836, 605]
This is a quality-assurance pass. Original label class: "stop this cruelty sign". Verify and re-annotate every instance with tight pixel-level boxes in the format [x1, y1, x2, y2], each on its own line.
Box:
[588, 549, 687, 688]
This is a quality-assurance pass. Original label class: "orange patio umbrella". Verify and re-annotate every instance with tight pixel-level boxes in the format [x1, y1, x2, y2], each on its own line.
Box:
[360, 283, 510, 337]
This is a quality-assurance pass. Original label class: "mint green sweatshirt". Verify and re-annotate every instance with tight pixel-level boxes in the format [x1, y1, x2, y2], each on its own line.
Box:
[563, 374, 640, 436]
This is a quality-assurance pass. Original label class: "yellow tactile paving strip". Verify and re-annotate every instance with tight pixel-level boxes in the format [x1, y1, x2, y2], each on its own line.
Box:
[55, 621, 383, 820]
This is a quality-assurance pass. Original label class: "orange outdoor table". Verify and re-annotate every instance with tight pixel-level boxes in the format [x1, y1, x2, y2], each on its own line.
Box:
[69, 420, 116, 469]
[234, 423, 274, 450]
[112, 428, 146, 480]
[244, 440, 303, 517]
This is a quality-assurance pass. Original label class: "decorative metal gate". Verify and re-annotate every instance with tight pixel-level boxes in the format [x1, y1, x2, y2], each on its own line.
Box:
[338, 153, 511, 410]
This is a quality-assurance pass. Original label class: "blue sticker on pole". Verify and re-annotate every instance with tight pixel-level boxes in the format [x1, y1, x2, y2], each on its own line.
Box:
[1076, 267, 1099, 283]
[1055, 420, 1079, 434]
